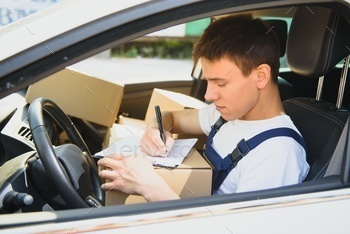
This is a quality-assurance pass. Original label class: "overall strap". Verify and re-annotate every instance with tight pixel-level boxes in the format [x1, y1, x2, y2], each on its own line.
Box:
[205, 116, 227, 147]
[225, 127, 307, 168]
[214, 127, 307, 191]
[213, 116, 227, 132]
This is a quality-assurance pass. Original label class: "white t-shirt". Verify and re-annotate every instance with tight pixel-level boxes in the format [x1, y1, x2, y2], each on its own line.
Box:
[199, 103, 310, 195]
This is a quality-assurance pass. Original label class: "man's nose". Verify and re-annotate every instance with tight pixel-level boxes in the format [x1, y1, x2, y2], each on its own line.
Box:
[204, 84, 217, 102]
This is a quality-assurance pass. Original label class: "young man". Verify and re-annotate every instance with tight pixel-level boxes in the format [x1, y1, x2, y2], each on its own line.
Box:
[98, 14, 309, 201]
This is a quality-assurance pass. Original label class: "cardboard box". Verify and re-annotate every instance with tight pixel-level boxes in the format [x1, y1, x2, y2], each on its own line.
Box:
[105, 148, 212, 205]
[119, 88, 208, 149]
[25, 67, 124, 127]
[145, 88, 208, 123]
[120, 88, 208, 126]
[103, 91, 212, 205]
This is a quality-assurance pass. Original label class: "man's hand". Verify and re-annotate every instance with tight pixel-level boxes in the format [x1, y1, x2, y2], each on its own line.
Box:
[98, 154, 179, 202]
[140, 127, 175, 157]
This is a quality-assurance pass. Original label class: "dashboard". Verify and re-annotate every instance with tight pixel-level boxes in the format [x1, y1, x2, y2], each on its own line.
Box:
[0, 90, 59, 165]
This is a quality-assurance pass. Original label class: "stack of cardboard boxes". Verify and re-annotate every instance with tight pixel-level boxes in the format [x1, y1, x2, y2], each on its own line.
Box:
[26, 70, 212, 205]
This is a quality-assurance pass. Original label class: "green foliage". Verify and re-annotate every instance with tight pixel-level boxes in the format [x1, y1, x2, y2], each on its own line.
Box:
[111, 38, 197, 59]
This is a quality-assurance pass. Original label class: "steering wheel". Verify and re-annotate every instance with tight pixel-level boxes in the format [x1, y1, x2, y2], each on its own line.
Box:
[28, 97, 104, 208]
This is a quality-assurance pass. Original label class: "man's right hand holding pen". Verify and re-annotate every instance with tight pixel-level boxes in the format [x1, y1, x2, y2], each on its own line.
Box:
[140, 106, 175, 157]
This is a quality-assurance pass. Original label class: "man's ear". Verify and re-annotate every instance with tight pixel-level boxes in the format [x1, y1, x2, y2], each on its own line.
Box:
[256, 64, 271, 89]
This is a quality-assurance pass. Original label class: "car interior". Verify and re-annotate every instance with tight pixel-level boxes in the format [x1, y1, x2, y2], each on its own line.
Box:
[0, 2, 350, 221]
[283, 6, 350, 181]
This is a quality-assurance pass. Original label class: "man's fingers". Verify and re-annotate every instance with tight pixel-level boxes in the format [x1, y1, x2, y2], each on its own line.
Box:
[98, 169, 117, 181]
[101, 182, 116, 191]
[97, 154, 122, 167]
[140, 140, 156, 155]
[165, 136, 175, 150]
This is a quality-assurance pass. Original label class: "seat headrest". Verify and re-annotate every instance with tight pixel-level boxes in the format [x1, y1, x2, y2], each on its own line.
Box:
[286, 6, 350, 78]
[263, 19, 287, 57]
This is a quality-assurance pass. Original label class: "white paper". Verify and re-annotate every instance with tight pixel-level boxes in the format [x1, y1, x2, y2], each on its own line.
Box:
[94, 135, 198, 168]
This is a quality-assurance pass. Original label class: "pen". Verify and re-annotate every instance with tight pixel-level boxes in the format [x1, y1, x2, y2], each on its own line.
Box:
[155, 105, 166, 144]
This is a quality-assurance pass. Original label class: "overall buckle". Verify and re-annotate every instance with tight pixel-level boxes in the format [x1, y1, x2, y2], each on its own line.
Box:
[230, 139, 250, 167]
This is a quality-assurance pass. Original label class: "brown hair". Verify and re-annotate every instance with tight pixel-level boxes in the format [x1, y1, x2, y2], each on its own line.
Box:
[192, 14, 280, 83]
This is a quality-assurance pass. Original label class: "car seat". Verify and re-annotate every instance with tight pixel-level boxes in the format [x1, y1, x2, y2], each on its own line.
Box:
[283, 6, 350, 181]
[263, 19, 295, 101]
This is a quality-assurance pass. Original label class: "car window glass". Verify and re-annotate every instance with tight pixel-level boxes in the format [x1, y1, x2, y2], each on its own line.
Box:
[73, 18, 211, 85]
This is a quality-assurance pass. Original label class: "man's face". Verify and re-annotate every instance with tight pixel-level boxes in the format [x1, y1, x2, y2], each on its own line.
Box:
[202, 57, 259, 121]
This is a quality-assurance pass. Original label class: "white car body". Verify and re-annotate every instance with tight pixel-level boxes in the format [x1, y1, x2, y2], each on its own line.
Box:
[0, 0, 349, 233]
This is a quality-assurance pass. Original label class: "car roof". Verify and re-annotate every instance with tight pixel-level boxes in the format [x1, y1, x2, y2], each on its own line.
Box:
[0, 0, 150, 60]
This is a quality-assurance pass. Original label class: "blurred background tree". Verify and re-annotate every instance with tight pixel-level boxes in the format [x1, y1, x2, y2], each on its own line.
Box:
[111, 18, 211, 59]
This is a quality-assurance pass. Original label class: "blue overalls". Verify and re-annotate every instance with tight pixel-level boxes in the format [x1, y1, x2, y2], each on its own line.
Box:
[203, 116, 307, 193]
